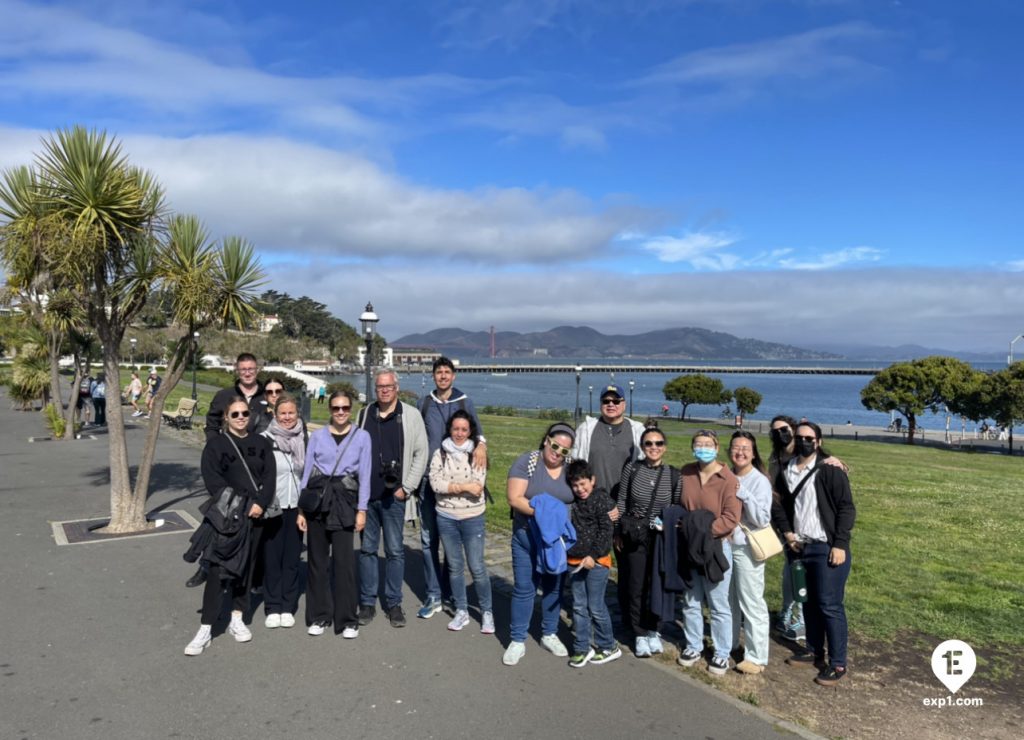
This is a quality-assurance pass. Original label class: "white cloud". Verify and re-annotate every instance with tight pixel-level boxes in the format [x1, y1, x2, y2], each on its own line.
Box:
[266, 265, 1024, 353]
[1006, 260, 1024, 272]
[640, 231, 739, 269]
[777, 246, 883, 270]
[635, 21, 887, 90]
[0, 126, 654, 264]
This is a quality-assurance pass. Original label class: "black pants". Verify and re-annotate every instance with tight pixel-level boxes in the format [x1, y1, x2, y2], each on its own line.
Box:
[200, 564, 249, 624]
[93, 398, 106, 425]
[616, 533, 659, 636]
[261, 509, 302, 615]
[305, 514, 358, 632]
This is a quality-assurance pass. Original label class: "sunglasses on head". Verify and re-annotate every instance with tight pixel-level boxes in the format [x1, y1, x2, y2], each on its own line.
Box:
[642, 439, 666, 448]
[229, 410, 251, 419]
[330, 404, 352, 413]
[547, 438, 572, 457]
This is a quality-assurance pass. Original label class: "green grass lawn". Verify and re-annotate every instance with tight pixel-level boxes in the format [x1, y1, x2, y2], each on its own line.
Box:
[477, 414, 1024, 660]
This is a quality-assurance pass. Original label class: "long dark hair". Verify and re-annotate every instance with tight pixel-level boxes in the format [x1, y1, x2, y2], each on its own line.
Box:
[445, 409, 479, 448]
[729, 430, 767, 475]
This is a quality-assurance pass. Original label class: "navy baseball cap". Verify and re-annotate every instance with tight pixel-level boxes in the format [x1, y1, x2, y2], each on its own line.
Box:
[600, 384, 625, 399]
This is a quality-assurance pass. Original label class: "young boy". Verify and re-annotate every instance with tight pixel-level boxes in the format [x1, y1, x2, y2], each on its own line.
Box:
[565, 460, 622, 667]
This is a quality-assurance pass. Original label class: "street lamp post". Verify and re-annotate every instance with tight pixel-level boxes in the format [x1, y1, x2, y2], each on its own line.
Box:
[574, 365, 582, 425]
[191, 331, 200, 400]
[588, 385, 594, 416]
[359, 302, 379, 404]
[129, 337, 137, 368]
[628, 379, 635, 418]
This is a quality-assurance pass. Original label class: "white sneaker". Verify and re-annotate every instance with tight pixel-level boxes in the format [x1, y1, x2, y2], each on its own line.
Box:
[540, 633, 568, 657]
[341, 626, 359, 639]
[307, 622, 326, 636]
[265, 613, 281, 629]
[280, 613, 295, 628]
[184, 625, 212, 656]
[131, 411, 143, 417]
[502, 640, 526, 666]
[447, 610, 471, 631]
[227, 617, 252, 643]
[481, 611, 496, 635]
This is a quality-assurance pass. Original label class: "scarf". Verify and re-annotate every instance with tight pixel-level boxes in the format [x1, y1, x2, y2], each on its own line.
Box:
[267, 418, 306, 471]
[441, 437, 474, 456]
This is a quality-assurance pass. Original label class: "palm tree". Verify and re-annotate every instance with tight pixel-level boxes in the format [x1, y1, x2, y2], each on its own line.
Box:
[130, 216, 265, 509]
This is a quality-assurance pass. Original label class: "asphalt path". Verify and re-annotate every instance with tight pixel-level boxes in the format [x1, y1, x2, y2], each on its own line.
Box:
[0, 391, 813, 740]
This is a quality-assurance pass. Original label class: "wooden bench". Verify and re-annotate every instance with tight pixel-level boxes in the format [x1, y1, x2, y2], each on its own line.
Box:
[162, 398, 199, 430]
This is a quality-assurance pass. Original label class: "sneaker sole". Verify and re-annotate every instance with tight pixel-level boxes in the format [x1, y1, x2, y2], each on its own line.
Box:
[569, 651, 595, 668]
[342, 631, 359, 639]
[480, 627, 495, 635]
[184, 639, 210, 656]
[708, 665, 729, 676]
[590, 651, 621, 665]
[676, 656, 700, 668]
[418, 605, 442, 619]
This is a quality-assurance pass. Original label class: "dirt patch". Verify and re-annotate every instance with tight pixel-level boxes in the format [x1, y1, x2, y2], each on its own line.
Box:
[654, 624, 1022, 739]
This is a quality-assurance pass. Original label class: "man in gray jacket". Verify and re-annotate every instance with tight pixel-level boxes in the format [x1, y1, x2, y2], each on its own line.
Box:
[356, 369, 428, 628]
[572, 383, 646, 502]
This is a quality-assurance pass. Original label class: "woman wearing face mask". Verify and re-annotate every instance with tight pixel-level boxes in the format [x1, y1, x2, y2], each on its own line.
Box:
[768, 416, 847, 642]
[259, 392, 306, 629]
[184, 398, 276, 656]
[503, 423, 577, 666]
[771, 422, 855, 686]
[615, 425, 678, 658]
[727, 431, 773, 674]
[676, 430, 741, 676]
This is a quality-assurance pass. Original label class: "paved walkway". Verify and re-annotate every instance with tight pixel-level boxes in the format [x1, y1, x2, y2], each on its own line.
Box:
[0, 390, 813, 740]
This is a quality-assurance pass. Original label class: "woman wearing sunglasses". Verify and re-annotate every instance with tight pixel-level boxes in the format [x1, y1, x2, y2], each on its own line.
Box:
[503, 422, 577, 666]
[185, 398, 276, 656]
[615, 424, 679, 658]
[771, 421, 855, 686]
[297, 391, 372, 638]
[258, 392, 307, 630]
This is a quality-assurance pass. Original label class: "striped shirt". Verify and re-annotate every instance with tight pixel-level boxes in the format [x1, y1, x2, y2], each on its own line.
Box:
[618, 461, 677, 525]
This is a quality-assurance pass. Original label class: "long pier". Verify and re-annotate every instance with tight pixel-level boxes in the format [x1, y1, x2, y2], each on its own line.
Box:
[455, 364, 881, 376]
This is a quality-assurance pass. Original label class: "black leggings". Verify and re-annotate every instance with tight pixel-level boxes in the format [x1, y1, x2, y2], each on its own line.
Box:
[200, 564, 249, 624]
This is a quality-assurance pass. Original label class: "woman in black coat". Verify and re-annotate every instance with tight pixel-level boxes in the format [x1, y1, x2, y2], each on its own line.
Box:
[184, 397, 275, 656]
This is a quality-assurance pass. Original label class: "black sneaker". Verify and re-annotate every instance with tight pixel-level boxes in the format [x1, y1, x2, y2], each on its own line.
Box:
[388, 605, 406, 628]
[358, 605, 376, 626]
[185, 566, 207, 588]
[785, 652, 827, 672]
[814, 666, 848, 686]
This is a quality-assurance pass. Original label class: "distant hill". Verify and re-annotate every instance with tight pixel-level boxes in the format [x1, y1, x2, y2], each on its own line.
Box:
[811, 343, 1004, 363]
[392, 326, 838, 360]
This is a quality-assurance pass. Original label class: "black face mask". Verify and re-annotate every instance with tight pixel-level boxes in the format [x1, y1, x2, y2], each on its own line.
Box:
[794, 438, 817, 458]
[770, 427, 793, 449]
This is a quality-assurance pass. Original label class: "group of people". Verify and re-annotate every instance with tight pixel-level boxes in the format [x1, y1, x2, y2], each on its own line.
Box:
[181, 355, 856, 688]
[73, 372, 107, 427]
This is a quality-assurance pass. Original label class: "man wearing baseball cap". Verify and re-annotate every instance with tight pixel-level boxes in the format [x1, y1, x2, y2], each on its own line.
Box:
[571, 383, 645, 501]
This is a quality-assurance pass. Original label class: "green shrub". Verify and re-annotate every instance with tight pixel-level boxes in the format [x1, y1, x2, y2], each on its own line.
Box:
[481, 405, 518, 417]
[42, 402, 66, 438]
[537, 407, 572, 421]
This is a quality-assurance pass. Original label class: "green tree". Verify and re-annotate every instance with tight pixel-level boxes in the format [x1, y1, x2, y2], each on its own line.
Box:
[663, 373, 732, 420]
[860, 356, 981, 444]
[733, 386, 762, 422]
[962, 363, 1024, 454]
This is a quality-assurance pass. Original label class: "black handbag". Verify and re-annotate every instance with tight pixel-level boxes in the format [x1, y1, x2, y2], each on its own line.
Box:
[299, 431, 356, 513]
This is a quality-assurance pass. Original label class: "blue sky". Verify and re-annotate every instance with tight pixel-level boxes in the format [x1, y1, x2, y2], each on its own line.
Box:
[1, 0, 1021, 352]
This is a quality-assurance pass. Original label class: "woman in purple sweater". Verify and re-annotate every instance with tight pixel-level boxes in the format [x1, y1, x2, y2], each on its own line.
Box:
[297, 391, 372, 638]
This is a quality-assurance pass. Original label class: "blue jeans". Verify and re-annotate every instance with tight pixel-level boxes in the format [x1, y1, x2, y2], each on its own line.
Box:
[801, 542, 850, 667]
[418, 482, 451, 602]
[570, 564, 615, 654]
[436, 513, 491, 613]
[510, 526, 563, 643]
[681, 538, 733, 661]
[359, 495, 407, 609]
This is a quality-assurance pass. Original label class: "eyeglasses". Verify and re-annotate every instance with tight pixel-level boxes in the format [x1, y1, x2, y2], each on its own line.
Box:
[547, 438, 572, 457]
[265, 388, 283, 396]
[375, 384, 397, 391]
[229, 410, 251, 419]
[796, 435, 816, 442]
[642, 440, 666, 448]
[601, 398, 624, 406]
[330, 405, 352, 413]
[237, 366, 258, 374]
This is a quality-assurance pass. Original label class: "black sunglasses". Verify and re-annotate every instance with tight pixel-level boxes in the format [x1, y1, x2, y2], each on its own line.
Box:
[601, 397, 624, 405]
[330, 405, 352, 413]
[642, 440, 666, 448]
[265, 388, 283, 395]
[229, 410, 251, 419]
